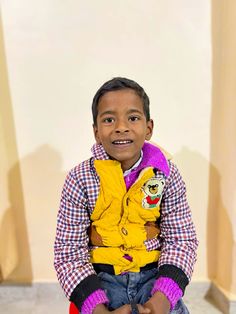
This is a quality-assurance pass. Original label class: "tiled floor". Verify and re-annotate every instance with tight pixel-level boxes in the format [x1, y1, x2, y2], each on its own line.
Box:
[183, 284, 222, 313]
[0, 283, 223, 313]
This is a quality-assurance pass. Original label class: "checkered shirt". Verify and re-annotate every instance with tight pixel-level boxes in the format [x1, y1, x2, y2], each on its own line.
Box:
[54, 144, 198, 299]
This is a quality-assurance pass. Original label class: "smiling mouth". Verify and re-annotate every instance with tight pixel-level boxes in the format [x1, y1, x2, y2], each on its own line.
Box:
[112, 140, 133, 145]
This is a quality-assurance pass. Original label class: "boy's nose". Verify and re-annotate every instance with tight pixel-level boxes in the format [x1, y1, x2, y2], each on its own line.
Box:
[115, 120, 129, 133]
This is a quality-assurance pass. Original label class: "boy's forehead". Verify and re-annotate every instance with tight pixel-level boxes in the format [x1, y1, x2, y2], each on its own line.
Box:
[97, 89, 143, 111]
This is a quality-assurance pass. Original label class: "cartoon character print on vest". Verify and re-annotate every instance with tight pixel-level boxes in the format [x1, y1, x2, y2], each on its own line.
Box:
[142, 177, 165, 209]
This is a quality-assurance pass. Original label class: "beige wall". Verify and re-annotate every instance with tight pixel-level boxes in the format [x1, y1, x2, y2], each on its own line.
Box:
[208, 0, 236, 300]
[1, 0, 233, 301]
[0, 13, 32, 282]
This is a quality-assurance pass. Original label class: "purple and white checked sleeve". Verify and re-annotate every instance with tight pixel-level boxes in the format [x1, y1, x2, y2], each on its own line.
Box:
[158, 161, 198, 281]
[145, 161, 198, 282]
[54, 167, 96, 299]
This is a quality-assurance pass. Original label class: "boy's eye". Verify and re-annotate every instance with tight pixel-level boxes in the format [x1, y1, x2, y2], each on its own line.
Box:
[103, 117, 114, 123]
[129, 116, 140, 122]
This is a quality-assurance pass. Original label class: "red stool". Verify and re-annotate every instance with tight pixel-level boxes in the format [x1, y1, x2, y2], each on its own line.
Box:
[69, 302, 79, 314]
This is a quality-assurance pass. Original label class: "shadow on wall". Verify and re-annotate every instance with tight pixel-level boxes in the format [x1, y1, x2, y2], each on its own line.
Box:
[173, 147, 210, 276]
[17, 144, 67, 281]
[1, 142, 67, 282]
[173, 144, 233, 292]
[174, 145, 233, 291]
[0, 165, 33, 283]
[0, 13, 32, 282]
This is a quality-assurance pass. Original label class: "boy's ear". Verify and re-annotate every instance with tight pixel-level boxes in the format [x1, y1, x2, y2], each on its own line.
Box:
[93, 124, 101, 144]
[145, 119, 154, 141]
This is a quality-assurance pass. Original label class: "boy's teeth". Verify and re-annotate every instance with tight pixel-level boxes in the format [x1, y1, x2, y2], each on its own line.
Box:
[113, 140, 132, 144]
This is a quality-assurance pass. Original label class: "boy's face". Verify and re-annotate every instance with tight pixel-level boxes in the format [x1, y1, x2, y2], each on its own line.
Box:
[93, 89, 153, 171]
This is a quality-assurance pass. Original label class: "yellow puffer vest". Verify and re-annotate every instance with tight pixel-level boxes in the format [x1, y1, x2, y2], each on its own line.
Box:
[90, 159, 161, 274]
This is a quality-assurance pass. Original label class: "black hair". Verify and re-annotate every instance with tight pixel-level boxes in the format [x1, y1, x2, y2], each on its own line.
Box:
[92, 77, 150, 125]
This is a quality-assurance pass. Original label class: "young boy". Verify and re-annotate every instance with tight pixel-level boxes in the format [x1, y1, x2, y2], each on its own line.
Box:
[54, 77, 198, 314]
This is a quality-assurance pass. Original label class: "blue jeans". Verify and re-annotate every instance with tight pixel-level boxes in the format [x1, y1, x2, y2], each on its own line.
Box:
[98, 269, 189, 313]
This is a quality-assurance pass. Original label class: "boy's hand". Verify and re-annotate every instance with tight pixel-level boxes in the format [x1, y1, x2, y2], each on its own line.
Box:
[93, 303, 110, 314]
[93, 303, 131, 314]
[111, 304, 131, 313]
[142, 291, 170, 314]
[93, 295, 169, 314]
[111, 303, 151, 314]
[137, 304, 151, 313]
[93, 303, 151, 314]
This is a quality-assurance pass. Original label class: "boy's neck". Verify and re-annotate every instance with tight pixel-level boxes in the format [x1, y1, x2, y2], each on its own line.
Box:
[123, 150, 143, 176]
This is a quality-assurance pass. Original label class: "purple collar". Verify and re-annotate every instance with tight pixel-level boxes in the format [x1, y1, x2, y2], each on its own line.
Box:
[140, 142, 170, 176]
[124, 142, 170, 189]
